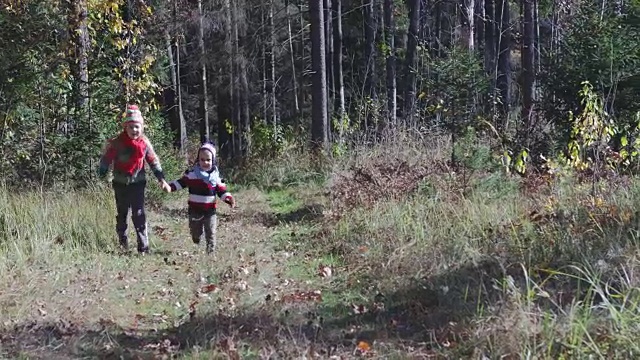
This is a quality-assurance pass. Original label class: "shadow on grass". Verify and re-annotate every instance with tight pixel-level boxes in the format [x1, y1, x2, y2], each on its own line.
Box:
[3, 218, 635, 358]
[256, 204, 325, 228]
[0, 260, 525, 358]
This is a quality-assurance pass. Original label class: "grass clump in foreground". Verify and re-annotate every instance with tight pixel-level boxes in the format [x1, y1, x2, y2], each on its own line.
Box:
[0, 185, 117, 263]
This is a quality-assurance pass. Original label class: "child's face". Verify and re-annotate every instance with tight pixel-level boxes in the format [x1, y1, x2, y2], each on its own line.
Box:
[125, 123, 143, 139]
[198, 149, 214, 171]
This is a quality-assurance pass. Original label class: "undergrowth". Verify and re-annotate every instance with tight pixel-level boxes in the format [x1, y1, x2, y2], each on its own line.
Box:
[266, 131, 640, 358]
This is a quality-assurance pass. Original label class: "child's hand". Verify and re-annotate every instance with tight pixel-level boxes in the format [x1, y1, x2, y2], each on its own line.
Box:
[224, 196, 236, 208]
[160, 179, 171, 192]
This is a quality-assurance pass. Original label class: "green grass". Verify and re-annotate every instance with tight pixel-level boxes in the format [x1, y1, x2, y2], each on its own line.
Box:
[265, 188, 302, 215]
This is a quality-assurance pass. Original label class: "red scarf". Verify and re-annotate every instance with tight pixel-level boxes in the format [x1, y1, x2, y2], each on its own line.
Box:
[114, 132, 146, 175]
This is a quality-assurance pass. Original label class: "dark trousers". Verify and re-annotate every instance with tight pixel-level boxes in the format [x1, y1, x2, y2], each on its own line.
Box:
[189, 211, 217, 254]
[113, 181, 149, 252]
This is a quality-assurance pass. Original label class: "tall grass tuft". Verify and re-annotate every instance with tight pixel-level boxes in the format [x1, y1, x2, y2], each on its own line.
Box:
[0, 184, 117, 268]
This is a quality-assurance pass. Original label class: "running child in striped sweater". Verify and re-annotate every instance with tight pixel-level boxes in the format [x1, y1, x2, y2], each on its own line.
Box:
[164, 142, 235, 254]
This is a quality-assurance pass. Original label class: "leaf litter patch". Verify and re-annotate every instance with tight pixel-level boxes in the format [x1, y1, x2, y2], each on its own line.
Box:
[329, 159, 433, 216]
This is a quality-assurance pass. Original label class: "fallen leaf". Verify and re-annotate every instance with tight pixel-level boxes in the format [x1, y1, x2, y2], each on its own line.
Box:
[152, 225, 170, 241]
[218, 337, 240, 360]
[351, 303, 368, 314]
[200, 284, 220, 294]
[357, 340, 371, 352]
[143, 338, 179, 353]
[318, 265, 332, 278]
[372, 302, 385, 312]
[281, 290, 322, 303]
[189, 300, 198, 319]
[234, 280, 248, 291]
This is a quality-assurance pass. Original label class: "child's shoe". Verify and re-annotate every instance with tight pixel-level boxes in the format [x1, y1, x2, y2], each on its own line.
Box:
[206, 243, 215, 255]
[138, 246, 150, 255]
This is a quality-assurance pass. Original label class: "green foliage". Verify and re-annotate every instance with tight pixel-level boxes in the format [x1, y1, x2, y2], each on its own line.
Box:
[265, 188, 302, 215]
[565, 81, 614, 171]
[232, 149, 327, 191]
[541, 1, 640, 144]
[0, 0, 170, 188]
[418, 46, 490, 133]
[247, 118, 295, 158]
[542, 81, 640, 178]
[500, 148, 530, 175]
[469, 172, 520, 200]
[354, 96, 385, 131]
[453, 126, 496, 172]
[143, 111, 187, 203]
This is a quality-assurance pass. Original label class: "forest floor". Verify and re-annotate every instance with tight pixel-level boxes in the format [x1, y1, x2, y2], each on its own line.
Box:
[0, 185, 352, 359]
[0, 182, 423, 359]
[2, 139, 640, 359]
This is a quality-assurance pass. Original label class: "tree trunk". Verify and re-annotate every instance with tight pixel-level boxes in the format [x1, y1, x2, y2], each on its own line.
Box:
[198, 0, 210, 143]
[332, 0, 346, 140]
[237, 2, 250, 155]
[286, 0, 300, 113]
[363, 0, 377, 131]
[219, 0, 235, 158]
[269, 0, 277, 130]
[239, 63, 250, 156]
[310, 0, 328, 150]
[484, 0, 496, 81]
[496, 0, 511, 116]
[67, 0, 89, 131]
[299, 2, 306, 110]
[521, 0, 535, 132]
[164, 31, 187, 153]
[173, 0, 187, 156]
[324, 0, 334, 124]
[475, 0, 485, 52]
[383, 0, 396, 131]
[465, 0, 475, 50]
[261, 2, 268, 123]
[68, 0, 94, 176]
[403, 0, 420, 125]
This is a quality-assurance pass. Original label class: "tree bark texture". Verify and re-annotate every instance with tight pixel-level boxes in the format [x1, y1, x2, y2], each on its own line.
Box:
[310, 0, 328, 150]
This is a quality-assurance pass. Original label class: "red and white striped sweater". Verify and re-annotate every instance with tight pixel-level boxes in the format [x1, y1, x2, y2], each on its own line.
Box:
[169, 167, 233, 215]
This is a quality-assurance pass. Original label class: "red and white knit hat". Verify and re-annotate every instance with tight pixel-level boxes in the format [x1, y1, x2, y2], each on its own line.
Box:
[122, 104, 144, 126]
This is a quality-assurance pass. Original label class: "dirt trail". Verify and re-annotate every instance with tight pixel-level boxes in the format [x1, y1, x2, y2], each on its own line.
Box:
[0, 187, 309, 359]
[153, 187, 285, 308]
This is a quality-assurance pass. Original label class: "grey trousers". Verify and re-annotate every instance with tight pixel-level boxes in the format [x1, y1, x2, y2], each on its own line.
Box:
[189, 212, 217, 253]
[113, 181, 149, 252]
